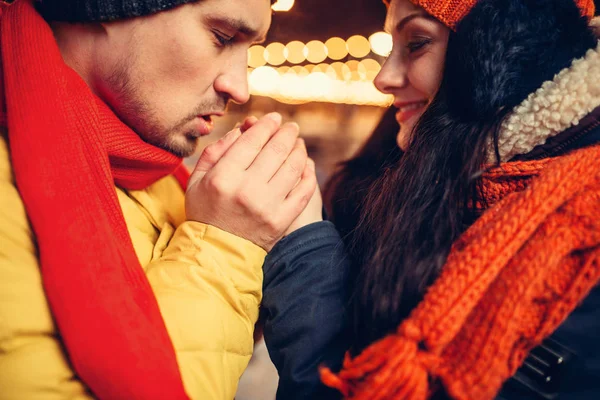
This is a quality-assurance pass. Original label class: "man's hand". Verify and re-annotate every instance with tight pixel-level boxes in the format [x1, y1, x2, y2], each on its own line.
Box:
[186, 113, 318, 251]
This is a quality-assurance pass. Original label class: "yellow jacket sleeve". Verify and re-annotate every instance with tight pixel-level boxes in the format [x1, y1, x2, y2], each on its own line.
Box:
[146, 221, 266, 400]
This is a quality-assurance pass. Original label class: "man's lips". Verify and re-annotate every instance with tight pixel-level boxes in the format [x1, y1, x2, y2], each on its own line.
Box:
[192, 112, 224, 137]
[195, 117, 213, 137]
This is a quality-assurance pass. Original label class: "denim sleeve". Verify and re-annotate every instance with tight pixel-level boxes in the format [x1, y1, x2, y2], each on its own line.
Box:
[262, 221, 350, 400]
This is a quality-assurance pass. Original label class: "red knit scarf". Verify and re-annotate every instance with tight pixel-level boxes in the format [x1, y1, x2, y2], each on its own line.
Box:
[322, 145, 600, 399]
[1, 1, 189, 398]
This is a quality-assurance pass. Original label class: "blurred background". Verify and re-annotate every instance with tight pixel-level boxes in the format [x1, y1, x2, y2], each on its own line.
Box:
[185, 0, 392, 188]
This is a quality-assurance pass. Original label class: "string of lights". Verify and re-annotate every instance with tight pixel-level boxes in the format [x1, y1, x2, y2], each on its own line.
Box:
[248, 33, 394, 106]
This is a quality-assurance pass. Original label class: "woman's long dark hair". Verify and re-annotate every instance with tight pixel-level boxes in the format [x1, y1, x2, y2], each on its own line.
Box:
[327, 0, 598, 351]
[324, 106, 401, 239]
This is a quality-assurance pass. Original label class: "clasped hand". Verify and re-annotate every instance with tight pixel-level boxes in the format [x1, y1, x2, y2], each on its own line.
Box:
[186, 113, 322, 252]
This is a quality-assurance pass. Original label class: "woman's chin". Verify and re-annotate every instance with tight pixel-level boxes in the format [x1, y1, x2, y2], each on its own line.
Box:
[396, 128, 410, 151]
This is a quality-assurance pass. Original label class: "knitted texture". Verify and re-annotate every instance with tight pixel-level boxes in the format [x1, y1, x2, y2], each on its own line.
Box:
[1, 0, 189, 398]
[404, 0, 596, 30]
[322, 146, 600, 399]
[37, 0, 199, 21]
[36, 0, 278, 22]
[321, 144, 600, 399]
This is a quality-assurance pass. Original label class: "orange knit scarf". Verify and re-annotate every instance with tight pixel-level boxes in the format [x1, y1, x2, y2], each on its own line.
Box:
[321, 145, 600, 399]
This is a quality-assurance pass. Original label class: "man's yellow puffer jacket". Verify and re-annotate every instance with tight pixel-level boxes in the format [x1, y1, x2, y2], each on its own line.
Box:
[0, 130, 266, 400]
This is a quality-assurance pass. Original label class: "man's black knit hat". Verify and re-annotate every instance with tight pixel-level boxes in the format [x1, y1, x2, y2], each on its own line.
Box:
[37, 0, 200, 22]
[37, 0, 276, 22]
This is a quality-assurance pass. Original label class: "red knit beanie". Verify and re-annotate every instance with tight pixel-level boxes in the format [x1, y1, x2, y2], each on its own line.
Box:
[384, 0, 596, 30]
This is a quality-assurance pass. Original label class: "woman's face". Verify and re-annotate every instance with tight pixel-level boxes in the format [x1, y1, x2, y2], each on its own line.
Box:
[374, 0, 450, 150]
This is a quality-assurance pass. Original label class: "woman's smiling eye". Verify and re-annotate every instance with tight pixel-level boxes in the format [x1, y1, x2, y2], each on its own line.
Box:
[407, 38, 432, 53]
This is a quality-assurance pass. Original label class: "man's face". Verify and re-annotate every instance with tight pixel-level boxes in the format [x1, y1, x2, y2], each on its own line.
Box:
[92, 0, 271, 157]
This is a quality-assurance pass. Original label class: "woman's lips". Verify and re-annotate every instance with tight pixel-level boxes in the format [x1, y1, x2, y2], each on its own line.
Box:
[395, 101, 428, 124]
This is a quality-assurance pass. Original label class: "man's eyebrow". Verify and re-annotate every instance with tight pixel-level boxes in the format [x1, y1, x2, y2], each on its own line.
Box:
[384, 12, 435, 34]
[207, 16, 267, 43]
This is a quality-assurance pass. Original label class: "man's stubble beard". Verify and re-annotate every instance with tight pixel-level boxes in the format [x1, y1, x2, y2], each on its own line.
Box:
[103, 57, 226, 158]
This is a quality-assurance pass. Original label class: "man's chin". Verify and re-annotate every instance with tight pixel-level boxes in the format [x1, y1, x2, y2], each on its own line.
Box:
[169, 144, 197, 159]
[158, 137, 198, 158]
[136, 129, 199, 158]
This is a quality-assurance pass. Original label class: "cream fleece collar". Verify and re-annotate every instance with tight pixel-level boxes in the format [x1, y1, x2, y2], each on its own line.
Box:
[492, 22, 600, 163]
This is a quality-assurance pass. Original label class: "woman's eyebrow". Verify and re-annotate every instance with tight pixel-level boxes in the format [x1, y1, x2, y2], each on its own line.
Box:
[384, 12, 435, 34]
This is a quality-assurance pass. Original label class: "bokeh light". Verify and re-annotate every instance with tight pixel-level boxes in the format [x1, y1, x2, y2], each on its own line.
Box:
[304, 72, 332, 100]
[271, 0, 295, 12]
[325, 37, 348, 60]
[285, 41, 307, 64]
[248, 45, 267, 68]
[313, 63, 337, 80]
[249, 66, 279, 94]
[331, 62, 352, 81]
[264, 42, 286, 66]
[290, 65, 310, 77]
[247, 31, 394, 105]
[277, 66, 291, 75]
[346, 60, 367, 81]
[360, 58, 382, 80]
[304, 40, 328, 64]
[346, 35, 371, 58]
[369, 31, 393, 57]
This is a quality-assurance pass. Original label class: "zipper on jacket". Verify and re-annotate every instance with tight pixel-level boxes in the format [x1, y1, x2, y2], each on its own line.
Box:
[535, 120, 600, 160]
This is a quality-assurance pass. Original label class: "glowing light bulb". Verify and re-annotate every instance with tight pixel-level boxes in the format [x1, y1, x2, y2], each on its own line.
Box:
[249, 66, 279, 94]
[360, 59, 382, 81]
[304, 40, 328, 64]
[271, 0, 295, 12]
[325, 37, 348, 61]
[331, 62, 351, 81]
[346, 35, 371, 58]
[313, 63, 337, 80]
[369, 31, 392, 57]
[285, 41, 307, 64]
[291, 65, 310, 77]
[264, 42, 286, 66]
[248, 45, 267, 68]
